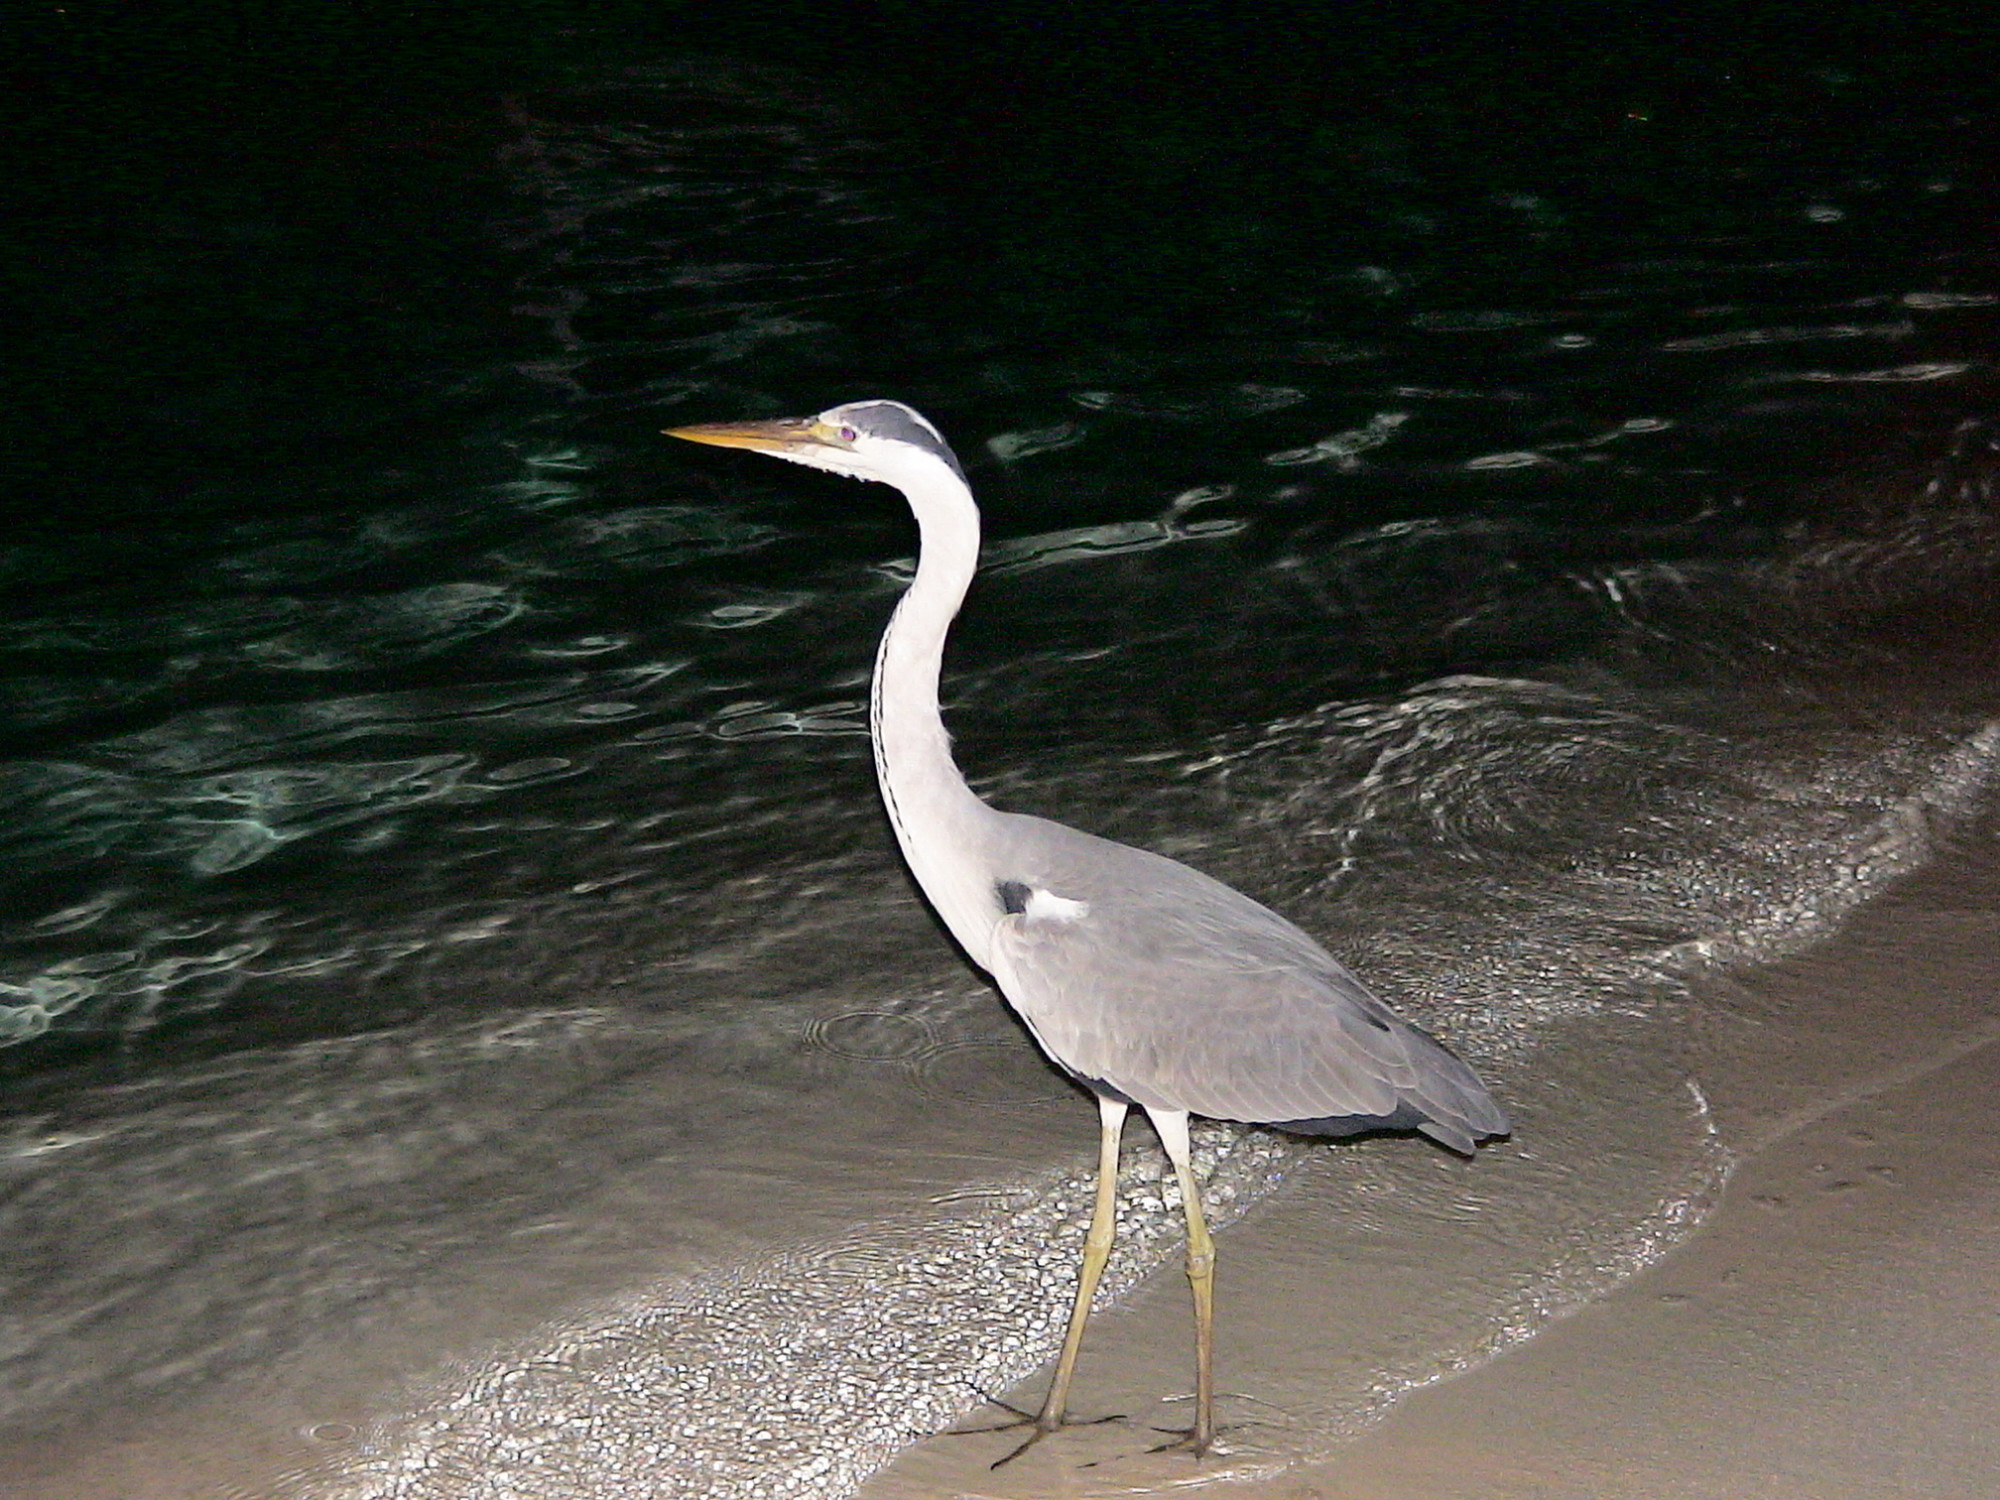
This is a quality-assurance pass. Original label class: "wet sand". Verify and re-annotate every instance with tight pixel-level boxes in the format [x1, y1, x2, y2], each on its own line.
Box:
[1295, 831, 2000, 1500]
[869, 824, 2000, 1500]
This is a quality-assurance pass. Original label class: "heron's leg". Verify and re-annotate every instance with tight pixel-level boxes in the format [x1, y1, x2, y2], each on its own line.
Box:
[1146, 1106, 1215, 1457]
[962, 1094, 1128, 1466]
[1033, 1093, 1128, 1431]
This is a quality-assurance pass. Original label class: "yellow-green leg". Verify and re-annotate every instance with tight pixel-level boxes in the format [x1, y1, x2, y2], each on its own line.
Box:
[1033, 1093, 1128, 1430]
[979, 1094, 1129, 1467]
[1147, 1106, 1215, 1456]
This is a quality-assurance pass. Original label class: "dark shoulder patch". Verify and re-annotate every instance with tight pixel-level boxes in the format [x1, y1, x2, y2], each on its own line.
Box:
[996, 879, 1031, 915]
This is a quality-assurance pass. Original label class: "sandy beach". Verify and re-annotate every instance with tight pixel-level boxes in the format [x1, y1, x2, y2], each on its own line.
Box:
[1302, 829, 2000, 1500]
[4, 822, 1991, 1500]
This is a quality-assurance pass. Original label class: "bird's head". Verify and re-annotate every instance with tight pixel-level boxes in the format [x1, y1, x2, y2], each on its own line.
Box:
[666, 399, 967, 489]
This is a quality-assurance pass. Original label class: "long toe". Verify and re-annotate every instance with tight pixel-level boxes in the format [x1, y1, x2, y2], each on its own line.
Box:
[1146, 1414, 1218, 1458]
[946, 1408, 1126, 1469]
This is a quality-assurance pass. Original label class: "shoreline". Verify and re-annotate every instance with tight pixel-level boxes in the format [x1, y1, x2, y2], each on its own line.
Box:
[4, 831, 1993, 1500]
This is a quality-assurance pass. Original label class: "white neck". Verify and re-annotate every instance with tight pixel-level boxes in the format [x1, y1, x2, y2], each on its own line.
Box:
[869, 453, 1006, 967]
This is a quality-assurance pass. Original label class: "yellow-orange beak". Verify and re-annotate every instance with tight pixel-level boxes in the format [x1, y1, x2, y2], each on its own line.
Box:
[664, 416, 837, 456]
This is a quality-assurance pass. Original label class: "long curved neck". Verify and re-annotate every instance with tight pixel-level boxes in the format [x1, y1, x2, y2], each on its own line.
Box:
[871, 460, 1005, 967]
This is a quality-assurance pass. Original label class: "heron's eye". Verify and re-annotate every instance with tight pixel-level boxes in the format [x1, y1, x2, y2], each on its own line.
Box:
[838, 425, 857, 442]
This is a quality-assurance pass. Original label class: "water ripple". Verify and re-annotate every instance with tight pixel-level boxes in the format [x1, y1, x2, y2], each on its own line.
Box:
[1660, 318, 1915, 352]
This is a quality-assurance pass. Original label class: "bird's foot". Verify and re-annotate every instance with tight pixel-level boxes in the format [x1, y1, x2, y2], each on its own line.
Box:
[947, 1397, 1125, 1469]
[1145, 1422, 1216, 1459]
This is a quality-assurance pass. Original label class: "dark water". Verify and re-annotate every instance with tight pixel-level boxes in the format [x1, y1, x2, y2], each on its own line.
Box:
[4, 10, 1998, 1497]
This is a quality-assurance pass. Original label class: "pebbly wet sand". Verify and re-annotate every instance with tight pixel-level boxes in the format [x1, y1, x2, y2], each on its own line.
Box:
[864, 821, 2000, 1500]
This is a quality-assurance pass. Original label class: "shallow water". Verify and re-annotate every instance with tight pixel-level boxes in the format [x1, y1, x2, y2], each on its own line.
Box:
[4, 25, 1999, 1500]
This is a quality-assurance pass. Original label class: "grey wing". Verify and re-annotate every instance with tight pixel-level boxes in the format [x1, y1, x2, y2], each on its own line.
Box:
[985, 819, 1508, 1154]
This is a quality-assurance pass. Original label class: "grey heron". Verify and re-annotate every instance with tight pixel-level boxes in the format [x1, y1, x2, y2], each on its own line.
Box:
[667, 400, 1508, 1461]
